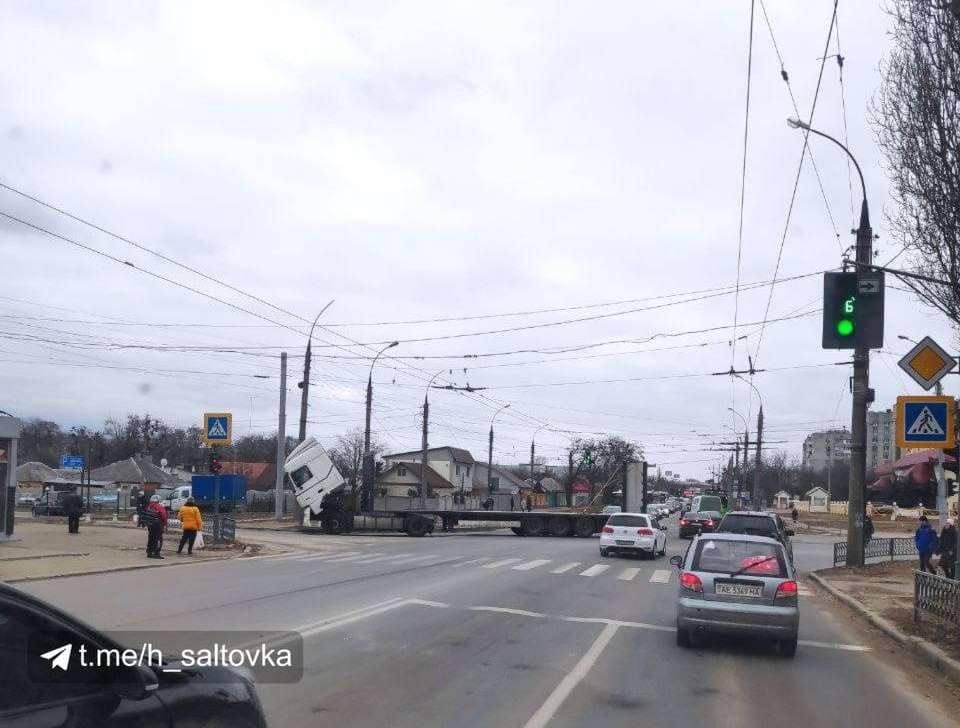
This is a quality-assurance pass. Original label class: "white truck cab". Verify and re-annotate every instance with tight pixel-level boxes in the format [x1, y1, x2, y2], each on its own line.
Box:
[283, 437, 346, 518]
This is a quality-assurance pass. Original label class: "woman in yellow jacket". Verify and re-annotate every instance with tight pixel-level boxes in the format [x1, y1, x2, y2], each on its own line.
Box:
[177, 497, 203, 555]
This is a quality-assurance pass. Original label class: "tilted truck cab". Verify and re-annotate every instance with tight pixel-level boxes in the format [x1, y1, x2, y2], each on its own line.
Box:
[284, 437, 353, 533]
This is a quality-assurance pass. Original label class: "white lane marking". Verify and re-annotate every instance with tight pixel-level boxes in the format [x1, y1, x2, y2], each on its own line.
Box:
[483, 558, 523, 569]
[323, 552, 385, 563]
[798, 640, 871, 652]
[523, 623, 620, 728]
[349, 553, 412, 565]
[456, 557, 494, 567]
[468, 606, 548, 619]
[294, 551, 362, 562]
[390, 554, 448, 565]
[617, 568, 641, 581]
[512, 559, 552, 571]
[579, 564, 610, 577]
[399, 601, 871, 651]
[550, 562, 580, 574]
[240, 550, 313, 562]
[649, 569, 671, 583]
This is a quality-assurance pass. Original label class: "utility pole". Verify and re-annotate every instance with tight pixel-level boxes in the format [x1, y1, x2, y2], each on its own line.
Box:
[753, 406, 763, 508]
[275, 352, 287, 521]
[486, 404, 510, 498]
[641, 461, 649, 513]
[743, 430, 749, 506]
[362, 341, 398, 512]
[298, 301, 334, 443]
[420, 397, 429, 509]
[567, 449, 574, 508]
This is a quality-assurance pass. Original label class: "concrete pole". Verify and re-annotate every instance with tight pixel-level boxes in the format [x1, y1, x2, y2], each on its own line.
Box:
[298, 341, 311, 443]
[275, 352, 287, 521]
[753, 406, 763, 508]
[935, 382, 949, 526]
[420, 397, 429, 509]
[487, 425, 494, 495]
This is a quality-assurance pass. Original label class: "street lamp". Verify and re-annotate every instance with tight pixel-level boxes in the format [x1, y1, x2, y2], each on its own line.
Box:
[361, 341, 399, 510]
[487, 404, 511, 497]
[789, 116, 872, 567]
[420, 369, 448, 508]
[298, 300, 335, 443]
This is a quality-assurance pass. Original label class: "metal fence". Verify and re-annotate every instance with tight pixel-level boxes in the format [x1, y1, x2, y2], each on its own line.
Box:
[202, 515, 237, 543]
[833, 537, 916, 567]
[914, 570, 960, 632]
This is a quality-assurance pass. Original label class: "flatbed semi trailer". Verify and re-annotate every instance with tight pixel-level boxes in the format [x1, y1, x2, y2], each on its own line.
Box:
[284, 438, 609, 538]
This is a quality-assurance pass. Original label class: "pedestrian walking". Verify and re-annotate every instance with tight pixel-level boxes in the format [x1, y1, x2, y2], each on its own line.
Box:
[144, 495, 168, 559]
[177, 497, 203, 556]
[938, 518, 957, 580]
[526, 496, 533, 512]
[63, 491, 82, 534]
[915, 516, 939, 575]
[791, 506, 798, 524]
[510, 496, 515, 511]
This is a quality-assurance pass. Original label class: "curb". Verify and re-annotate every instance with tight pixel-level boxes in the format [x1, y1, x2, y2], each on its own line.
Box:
[5, 548, 252, 585]
[809, 571, 960, 684]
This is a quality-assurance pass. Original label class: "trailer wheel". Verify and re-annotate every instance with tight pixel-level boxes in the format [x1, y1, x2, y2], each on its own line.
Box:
[511, 527, 525, 536]
[575, 518, 595, 538]
[522, 515, 544, 536]
[549, 517, 572, 537]
[405, 516, 430, 537]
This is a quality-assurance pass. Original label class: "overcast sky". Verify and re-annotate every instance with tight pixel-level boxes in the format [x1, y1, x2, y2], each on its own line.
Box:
[0, 1, 952, 478]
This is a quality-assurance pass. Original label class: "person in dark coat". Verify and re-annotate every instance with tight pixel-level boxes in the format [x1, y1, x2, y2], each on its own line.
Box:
[915, 516, 939, 575]
[939, 518, 957, 580]
[145, 495, 168, 559]
[63, 491, 82, 534]
[863, 513, 875, 545]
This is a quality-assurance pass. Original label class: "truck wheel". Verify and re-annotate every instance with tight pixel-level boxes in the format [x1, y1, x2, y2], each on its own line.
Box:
[405, 516, 429, 537]
[522, 516, 544, 536]
[321, 513, 345, 534]
[549, 517, 572, 537]
[511, 527, 525, 536]
[575, 519, 595, 538]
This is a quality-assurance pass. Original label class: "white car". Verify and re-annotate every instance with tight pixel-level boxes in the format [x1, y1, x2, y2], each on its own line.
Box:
[647, 503, 671, 518]
[600, 512, 667, 559]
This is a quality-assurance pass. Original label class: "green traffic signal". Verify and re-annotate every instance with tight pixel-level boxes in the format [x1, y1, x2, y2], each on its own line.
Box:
[836, 319, 854, 337]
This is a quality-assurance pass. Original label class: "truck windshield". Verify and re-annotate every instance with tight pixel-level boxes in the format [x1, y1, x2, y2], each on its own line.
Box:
[289, 465, 313, 489]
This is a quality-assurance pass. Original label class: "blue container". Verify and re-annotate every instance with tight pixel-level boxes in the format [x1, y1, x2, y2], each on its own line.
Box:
[190, 474, 247, 509]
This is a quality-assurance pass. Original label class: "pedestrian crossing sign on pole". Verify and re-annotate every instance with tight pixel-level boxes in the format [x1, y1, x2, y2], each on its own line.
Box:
[896, 396, 954, 449]
[202, 412, 232, 446]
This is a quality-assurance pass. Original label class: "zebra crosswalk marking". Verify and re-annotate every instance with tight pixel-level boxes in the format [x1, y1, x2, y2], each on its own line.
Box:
[550, 562, 580, 574]
[617, 568, 641, 581]
[483, 558, 523, 569]
[512, 559, 552, 571]
[649, 569, 671, 583]
[579, 564, 610, 577]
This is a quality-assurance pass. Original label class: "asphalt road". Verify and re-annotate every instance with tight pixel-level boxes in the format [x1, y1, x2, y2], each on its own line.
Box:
[18, 518, 960, 728]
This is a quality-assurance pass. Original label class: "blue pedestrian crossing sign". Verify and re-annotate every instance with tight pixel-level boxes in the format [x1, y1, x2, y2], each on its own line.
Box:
[203, 412, 232, 446]
[896, 396, 954, 449]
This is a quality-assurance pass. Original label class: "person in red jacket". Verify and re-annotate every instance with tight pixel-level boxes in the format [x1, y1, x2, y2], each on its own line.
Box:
[145, 495, 168, 559]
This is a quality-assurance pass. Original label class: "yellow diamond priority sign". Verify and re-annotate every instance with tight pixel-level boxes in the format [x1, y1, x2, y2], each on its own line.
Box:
[898, 336, 955, 391]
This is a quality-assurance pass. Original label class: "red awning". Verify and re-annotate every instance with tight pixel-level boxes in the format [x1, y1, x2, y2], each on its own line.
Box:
[874, 449, 956, 477]
[868, 475, 892, 493]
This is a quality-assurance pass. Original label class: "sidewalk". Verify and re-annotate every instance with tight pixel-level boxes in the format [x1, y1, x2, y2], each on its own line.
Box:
[811, 561, 960, 681]
[0, 520, 247, 583]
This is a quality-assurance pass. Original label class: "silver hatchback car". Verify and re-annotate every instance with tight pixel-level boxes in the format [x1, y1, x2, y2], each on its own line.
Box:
[671, 533, 799, 656]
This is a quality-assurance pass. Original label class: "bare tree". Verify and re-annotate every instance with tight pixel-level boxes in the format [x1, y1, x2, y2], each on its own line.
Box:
[874, 1, 960, 329]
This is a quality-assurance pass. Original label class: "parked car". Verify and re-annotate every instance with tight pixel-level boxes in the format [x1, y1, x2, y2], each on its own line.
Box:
[0, 583, 269, 727]
[678, 511, 720, 539]
[31, 492, 67, 517]
[600, 512, 667, 559]
[671, 533, 799, 656]
[92, 491, 118, 507]
[16, 494, 37, 506]
[716, 511, 794, 563]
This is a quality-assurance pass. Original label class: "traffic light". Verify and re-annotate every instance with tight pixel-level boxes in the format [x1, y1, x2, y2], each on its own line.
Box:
[208, 448, 222, 475]
[822, 271, 884, 349]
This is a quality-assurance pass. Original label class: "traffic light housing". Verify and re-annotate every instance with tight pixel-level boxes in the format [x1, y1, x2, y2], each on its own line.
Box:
[208, 448, 222, 475]
[822, 271, 884, 349]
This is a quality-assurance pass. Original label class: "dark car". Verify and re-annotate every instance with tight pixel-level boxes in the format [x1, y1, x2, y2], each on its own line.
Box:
[0, 583, 268, 728]
[678, 511, 721, 539]
[716, 510, 794, 563]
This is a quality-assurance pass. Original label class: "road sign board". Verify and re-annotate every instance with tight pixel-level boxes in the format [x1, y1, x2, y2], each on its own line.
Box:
[898, 336, 956, 391]
[202, 412, 233, 446]
[896, 395, 955, 448]
[60, 455, 84, 470]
